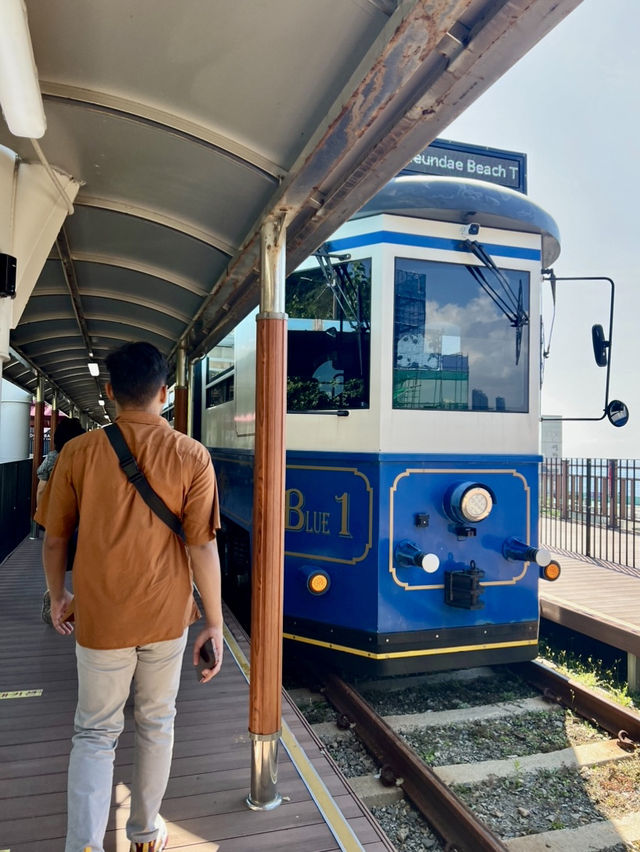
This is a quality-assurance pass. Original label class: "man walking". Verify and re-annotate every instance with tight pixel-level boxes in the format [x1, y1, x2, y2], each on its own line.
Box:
[35, 341, 223, 852]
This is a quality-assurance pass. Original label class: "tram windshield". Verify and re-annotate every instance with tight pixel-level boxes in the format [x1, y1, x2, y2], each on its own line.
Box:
[393, 257, 529, 412]
[285, 257, 371, 411]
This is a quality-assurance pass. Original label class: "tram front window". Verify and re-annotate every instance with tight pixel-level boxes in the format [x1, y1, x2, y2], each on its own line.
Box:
[285, 258, 371, 411]
[393, 257, 529, 412]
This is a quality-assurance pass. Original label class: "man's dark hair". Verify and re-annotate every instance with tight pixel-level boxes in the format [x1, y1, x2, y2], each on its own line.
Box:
[105, 342, 169, 407]
[53, 417, 85, 452]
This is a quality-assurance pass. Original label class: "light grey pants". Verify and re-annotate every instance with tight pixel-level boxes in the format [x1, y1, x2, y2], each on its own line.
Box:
[65, 630, 188, 852]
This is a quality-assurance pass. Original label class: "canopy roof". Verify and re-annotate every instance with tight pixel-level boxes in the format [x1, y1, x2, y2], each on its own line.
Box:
[1, 0, 581, 423]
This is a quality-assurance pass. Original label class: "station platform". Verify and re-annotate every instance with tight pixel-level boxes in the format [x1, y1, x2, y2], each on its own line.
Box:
[0, 538, 393, 852]
[539, 547, 640, 689]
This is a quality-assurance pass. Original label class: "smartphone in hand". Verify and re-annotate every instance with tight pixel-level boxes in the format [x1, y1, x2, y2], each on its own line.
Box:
[196, 638, 218, 680]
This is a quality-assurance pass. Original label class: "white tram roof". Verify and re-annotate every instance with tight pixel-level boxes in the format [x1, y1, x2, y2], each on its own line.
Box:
[1, 0, 580, 424]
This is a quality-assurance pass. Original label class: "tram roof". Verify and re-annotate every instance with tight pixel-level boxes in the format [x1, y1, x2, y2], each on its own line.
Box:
[1, 0, 581, 424]
[353, 175, 562, 267]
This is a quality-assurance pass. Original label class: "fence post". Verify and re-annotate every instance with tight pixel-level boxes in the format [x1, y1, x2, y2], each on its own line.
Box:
[607, 459, 618, 530]
[585, 458, 592, 558]
[561, 459, 569, 521]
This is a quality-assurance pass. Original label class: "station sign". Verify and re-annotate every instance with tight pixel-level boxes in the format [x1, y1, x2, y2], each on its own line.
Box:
[402, 138, 527, 194]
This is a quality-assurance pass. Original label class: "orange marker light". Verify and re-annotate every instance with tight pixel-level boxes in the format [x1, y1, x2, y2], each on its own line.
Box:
[307, 572, 330, 595]
[542, 560, 561, 581]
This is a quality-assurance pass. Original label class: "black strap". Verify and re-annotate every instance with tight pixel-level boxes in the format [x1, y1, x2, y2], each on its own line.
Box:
[104, 424, 185, 541]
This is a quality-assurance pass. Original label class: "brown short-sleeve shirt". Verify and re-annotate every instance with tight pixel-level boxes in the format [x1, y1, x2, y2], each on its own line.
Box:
[35, 411, 220, 650]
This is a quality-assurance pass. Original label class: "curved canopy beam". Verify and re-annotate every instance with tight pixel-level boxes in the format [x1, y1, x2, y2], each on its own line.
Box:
[40, 82, 287, 183]
[77, 196, 237, 256]
[30, 286, 193, 323]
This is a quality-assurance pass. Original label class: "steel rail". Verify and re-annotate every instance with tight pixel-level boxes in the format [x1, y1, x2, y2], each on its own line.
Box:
[321, 672, 509, 852]
[511, 659, 640, 744]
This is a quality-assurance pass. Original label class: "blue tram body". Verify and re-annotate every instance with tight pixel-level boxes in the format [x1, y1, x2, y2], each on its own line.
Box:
[212, 447, 541, 673]
[202, 165, 563, 674]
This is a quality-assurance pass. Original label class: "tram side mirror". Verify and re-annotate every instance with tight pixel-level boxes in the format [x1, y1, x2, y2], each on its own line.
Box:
[592, 324, 609, 367]
[606, 399, 629, 428]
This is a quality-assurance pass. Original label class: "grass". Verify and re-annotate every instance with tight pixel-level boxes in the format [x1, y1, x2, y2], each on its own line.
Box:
[538, 634, 639, 711]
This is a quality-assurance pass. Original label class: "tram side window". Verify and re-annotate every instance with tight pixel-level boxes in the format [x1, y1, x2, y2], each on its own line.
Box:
[393, 257, 529, 412]
[285, 258, 371, 411]
[205, 333, 235, 409]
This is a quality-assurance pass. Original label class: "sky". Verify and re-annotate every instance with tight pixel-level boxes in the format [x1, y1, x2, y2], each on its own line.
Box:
[444, 0, 639, 459]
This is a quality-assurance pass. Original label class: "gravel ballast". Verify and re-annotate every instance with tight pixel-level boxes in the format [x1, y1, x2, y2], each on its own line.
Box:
[400, 709, 606, 767]
[359, 670, 536, 715]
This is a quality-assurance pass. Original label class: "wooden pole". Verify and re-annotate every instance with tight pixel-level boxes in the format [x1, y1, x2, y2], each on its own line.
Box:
[49, 393, 59, 447]
[30, 377, 45, 518]
[174, 387, 188, 434]
[174, 344, 188, 434]
[247, 215, 287, 811]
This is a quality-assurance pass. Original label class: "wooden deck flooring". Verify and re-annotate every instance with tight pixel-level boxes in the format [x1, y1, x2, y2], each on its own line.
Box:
[539, 547, 640, 659]
[0, 538, 392, 852]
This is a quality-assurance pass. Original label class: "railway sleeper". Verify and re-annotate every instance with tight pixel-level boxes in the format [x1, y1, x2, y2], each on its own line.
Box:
[330, 739, 636, 806]
[312, 695, 561, 740]
[306, 667, 640, 851]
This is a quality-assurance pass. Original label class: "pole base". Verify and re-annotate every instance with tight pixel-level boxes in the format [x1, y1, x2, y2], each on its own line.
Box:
[245, 791, 283, 811]
[247, 730, 282, 811]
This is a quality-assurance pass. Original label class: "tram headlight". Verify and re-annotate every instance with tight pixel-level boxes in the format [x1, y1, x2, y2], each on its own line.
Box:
[460, 487, 493, 522]
[445, 482, 494, 525]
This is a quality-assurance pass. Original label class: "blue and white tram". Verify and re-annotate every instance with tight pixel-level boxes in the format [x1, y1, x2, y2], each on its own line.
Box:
[202, 172, 566, 675]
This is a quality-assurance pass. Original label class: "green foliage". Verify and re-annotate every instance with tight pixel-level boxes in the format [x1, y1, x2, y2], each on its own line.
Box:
[286, 260, 371, 325]
[287, 377, 365, 411]
[286, 273, 334, 319]
[538, 637, 639, 709]
[287, 377, 327, 410]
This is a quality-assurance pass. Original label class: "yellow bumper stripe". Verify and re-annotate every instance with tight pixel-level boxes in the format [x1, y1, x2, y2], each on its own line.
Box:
[282, 632, 537, 660]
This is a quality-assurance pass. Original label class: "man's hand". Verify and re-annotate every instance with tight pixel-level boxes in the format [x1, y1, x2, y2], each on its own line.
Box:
[42, 532, 74, 636]
[188, 539, 224, 683]
[192, 625, 223, 683]
[50, 588, 75, 636]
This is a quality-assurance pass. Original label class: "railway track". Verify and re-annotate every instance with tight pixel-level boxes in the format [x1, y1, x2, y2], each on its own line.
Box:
[289, 661, 640, 851]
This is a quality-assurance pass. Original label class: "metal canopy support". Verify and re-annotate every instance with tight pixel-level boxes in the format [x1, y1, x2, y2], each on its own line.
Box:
[247, 215, 287, 811]
[31, 375, 46, 518]
[50, 392, 59, 444]
[174, 343, 188, 434]
[56, 226, 94, 357]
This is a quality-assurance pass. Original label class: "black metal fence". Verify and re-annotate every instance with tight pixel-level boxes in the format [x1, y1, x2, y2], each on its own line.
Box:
[540, 458, 640, 568]
[0, 459, 32, 564]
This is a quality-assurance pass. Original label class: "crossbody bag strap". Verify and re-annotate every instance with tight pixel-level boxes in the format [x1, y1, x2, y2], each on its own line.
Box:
[104, 423, 186, 542]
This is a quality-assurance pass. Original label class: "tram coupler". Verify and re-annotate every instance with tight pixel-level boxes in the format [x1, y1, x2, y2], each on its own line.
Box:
[394, 539, 440, 574]
[502, 537, 550, 566]
[502, 537, 561, 580]
[444, 560, 484, 610]
[394, 539, 427, 567]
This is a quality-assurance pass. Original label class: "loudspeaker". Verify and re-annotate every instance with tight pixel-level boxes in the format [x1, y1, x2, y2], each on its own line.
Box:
[0, 254, 17, 298]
